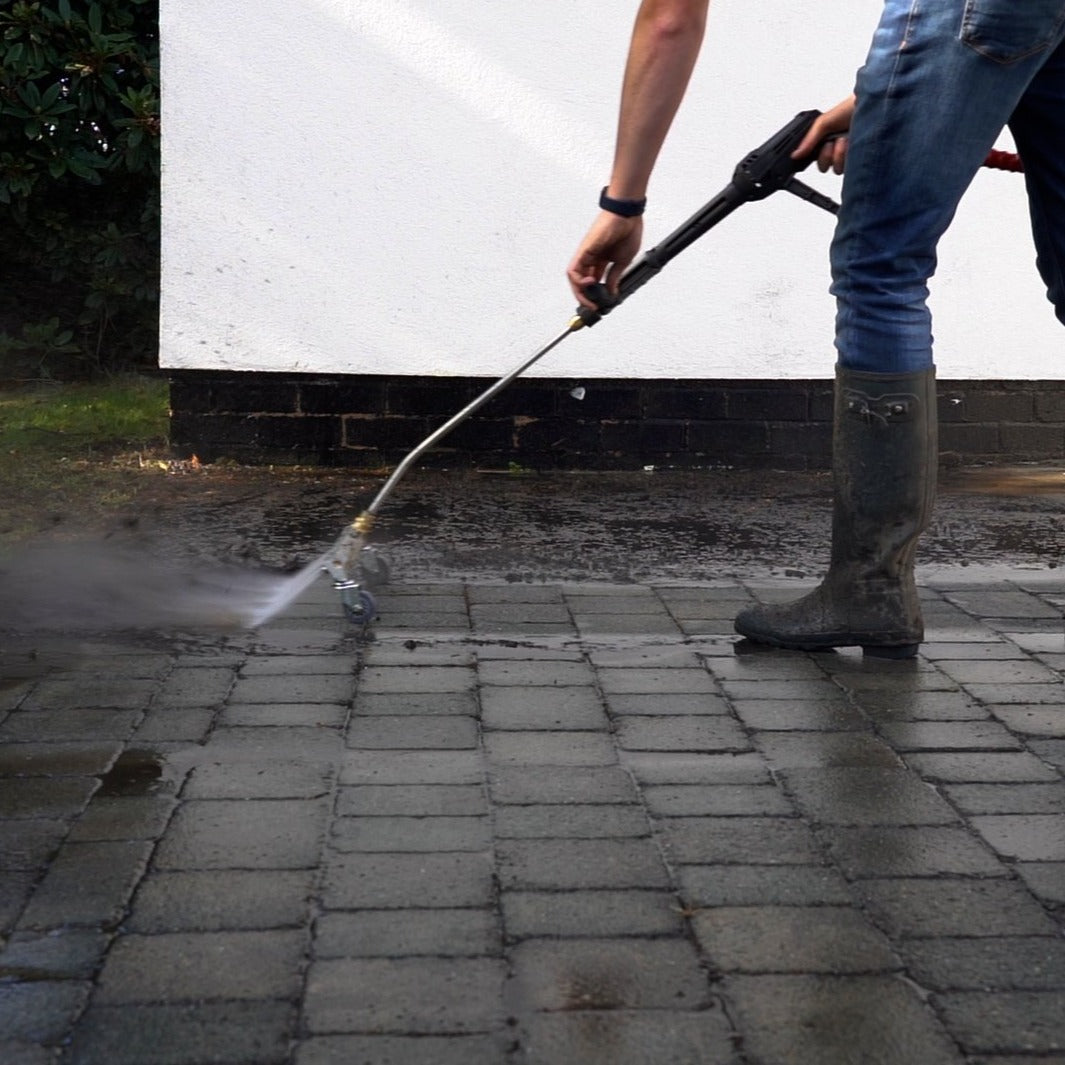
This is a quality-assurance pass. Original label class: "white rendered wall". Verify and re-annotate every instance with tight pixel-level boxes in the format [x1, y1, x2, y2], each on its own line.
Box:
[160, 0, 1062, 380]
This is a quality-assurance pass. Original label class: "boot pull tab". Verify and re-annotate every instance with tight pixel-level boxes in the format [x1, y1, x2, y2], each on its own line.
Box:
[843, 389, 919, 426]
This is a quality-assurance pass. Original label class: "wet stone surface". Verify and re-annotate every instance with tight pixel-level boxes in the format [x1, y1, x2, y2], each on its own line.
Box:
[0, 469, 1063, 1063]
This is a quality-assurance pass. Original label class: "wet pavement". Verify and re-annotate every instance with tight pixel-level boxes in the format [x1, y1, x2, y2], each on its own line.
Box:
[1, 469, 1065, 1064]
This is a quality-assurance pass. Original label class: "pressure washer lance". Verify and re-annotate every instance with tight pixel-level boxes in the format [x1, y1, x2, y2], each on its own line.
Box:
[322, 110, 1021, 625]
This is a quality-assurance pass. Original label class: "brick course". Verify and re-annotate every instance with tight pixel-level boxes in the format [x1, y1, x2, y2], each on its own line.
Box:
[169, 371, 1065, 469]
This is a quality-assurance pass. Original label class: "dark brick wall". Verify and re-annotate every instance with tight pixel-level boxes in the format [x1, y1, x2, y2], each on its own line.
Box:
[169, 371, 1065, 470]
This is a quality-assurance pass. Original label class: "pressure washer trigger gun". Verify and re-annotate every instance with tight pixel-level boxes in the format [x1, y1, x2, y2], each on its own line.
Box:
[731, 108, 841, 215]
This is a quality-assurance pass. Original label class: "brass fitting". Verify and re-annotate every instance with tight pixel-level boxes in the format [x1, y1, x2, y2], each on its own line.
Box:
[352, 511, 375, 535]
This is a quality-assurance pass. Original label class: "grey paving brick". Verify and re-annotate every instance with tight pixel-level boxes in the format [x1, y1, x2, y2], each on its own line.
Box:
[0, 929, 108, 980]
[782, 768, 961, 825]
[126, 870, 313, 932]
[134, 706, 215, 742]
[336, 784, 485, 817]
[0, 741, 118, 776]
[330, 815, 491, 852]
[0, 708, 140, 742]
[660, 816, 822, 865]
[494, 803, 648, 839]
[67, 795, 174, 842]
[521, 1009, 739, 1065]
[906, 751, 1061, 782]
[202, 725, 344, 762]
[468, 585, 564, 604]
[621, 751, 770, 785]
[706, 653, 827, 680]
[694, 905, 898, 973]
[154, 667, 235, 707]
[18, 840, 151, 930]
[858, 878, 1059, 938]
[0, 818, 67, 869]
[756, 732, 902, 769]
[357, 666, 475, 695]
[502, 889, 684, 939]
[95, 929, 305, 1003]
[480, 686, 607, 730]
[345, 691, 479, 716]
[153, 799, 327, 870]
[346, 714, 478, 749]
[22, 678, 157, 711]
[314, 908, 501, 958]
[642, 784, 792, 817]
[920, 642, 1028, 660]
[477, 659, 595, 685]
[496, 838, 669, 890]
[937, 659, 1061, 684]
[0, 871, 35, 931]
[721, 678, 851, 702]
[822, 825, 1007, 877]
[184, 762, 333, 799]
[0, 1040, 60, 1065]
[484, 731, 616, 766]
[679, 863, 852, 907]
[220, 702, 347, 727]
[856, 689, 989, 721]
[228, 672, 355, 704]
[964, 683, 1065, 705]
[900, 936, 1065, 990]
[470, 603, 571, 625]
[1016, 861, 1065, 904]
[991, 704, 1065, 736]
[603, 691, 733, 715]
[509, 937, 710, 1010]
[598, 667, 717, 694]
[341, 749, 484, 785]
[936, 991, 1065, 1054]
[240, 655, 355, 675]
[725, 974, 963, 1065]
[487, 765, 638, 804]
[0, 980, 90, 1042]
[322, 852, 494, 909]
[878, 719, 1024, 750]
[294, 1034, 514, 1065]
[944, 782, 1065, 815]
[943, 588, 1061, 619]
[969, 814, 1065, 861]
[1030, 737, 1065, 770]
[574, 612, 682, 636]
[68, 1000, 294, 1064]
[304, 957, 506, 1034]
[733, 699, 869, 731]
[615, 715, 750, 752]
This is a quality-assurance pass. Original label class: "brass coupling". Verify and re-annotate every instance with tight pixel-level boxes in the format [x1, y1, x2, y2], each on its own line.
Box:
[352, 511, 376, 535]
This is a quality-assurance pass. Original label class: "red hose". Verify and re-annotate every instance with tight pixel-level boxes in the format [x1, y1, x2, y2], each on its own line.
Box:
[984, 149, 1023, 173]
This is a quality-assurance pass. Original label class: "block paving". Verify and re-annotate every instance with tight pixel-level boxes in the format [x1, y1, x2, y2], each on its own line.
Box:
[0, 569, 1064, 1064]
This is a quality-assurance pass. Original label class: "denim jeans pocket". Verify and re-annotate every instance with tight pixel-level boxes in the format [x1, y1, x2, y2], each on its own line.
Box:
[961, 0, 1065, 63]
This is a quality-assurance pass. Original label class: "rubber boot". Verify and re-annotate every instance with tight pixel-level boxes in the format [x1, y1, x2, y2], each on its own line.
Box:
[734, 366, 937, 658]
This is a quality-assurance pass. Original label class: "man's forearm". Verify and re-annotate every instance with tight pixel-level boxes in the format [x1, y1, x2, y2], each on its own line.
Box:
[607, 0, 710, 201]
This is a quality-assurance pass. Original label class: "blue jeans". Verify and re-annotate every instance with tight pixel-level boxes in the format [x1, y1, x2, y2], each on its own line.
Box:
[832, 0, 1065, 372]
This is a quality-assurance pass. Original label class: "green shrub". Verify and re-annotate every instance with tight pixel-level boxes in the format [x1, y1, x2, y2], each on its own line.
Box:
[0, 0, 159, 379]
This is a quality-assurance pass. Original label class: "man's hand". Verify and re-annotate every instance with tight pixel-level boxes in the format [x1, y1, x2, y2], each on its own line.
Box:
[566, 212, 644, 308]
[793, 94, 856, 174]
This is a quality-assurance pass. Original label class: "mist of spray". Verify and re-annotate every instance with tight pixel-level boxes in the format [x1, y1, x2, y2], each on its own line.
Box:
[0, 541, 330, 632]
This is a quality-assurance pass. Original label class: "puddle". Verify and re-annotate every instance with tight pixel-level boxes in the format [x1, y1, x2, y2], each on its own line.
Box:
[96, 749, 164, 796]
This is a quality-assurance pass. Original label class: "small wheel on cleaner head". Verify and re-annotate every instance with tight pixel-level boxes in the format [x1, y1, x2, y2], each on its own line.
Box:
[358, 548, 391, 590]
[343, 589, 378, 626]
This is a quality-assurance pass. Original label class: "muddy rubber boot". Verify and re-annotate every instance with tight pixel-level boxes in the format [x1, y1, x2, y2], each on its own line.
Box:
[734, 366, 937, 658]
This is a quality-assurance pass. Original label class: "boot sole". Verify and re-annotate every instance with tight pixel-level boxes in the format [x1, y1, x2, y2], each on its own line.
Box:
[735, 627, 919, 659]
